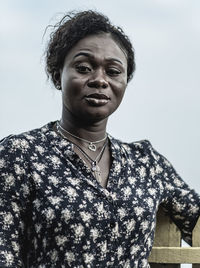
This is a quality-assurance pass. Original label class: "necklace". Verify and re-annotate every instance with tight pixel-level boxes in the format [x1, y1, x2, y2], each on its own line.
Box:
[57, 121, 107, 152]
[73, 139, 108, 182]
[57, 125, 108, 182]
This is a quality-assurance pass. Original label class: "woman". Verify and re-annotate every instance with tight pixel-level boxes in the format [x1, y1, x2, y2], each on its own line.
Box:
[0, 10, 199, 268]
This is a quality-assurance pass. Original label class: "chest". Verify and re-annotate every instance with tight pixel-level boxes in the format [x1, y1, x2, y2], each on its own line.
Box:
[29, 153, 164, 239]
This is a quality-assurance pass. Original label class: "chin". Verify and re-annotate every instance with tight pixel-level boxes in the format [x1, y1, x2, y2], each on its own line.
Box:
[91, 107, 113, 118]
[78, 110, 110, 124]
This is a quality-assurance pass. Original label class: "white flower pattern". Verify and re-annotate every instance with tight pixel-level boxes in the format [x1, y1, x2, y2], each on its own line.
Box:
[0, 121, 199, 268]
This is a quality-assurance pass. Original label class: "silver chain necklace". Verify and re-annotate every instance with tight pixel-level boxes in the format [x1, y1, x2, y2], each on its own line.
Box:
[57, 121, 107, 152]
[57, 125, 108, 182]
[73, 139, 108, 182]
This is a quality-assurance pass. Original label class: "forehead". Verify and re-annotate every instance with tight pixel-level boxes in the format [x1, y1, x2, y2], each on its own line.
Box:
[64, 33, 127, 64]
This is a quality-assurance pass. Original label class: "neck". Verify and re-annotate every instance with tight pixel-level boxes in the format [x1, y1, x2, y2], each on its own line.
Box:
[60, 106, 108, 141]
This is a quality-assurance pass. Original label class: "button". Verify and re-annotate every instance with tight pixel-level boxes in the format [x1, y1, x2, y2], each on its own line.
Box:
[110, 221, 116, 228]
[108, 197, 113, 203]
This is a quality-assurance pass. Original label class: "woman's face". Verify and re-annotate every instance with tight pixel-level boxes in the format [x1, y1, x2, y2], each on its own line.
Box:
[60, 33, 128, 123]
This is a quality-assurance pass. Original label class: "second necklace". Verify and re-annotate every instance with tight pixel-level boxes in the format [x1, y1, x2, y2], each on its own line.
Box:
[73, 139, 108, 182]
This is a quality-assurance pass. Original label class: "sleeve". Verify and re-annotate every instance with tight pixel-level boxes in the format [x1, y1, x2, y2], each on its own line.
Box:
[0, 136, 32, 267]
[149, 143, 200, 245]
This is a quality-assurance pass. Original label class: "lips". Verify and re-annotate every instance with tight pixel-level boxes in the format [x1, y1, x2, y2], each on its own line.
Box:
[86, 93, 110, 100]
[85, 93, 110, 106]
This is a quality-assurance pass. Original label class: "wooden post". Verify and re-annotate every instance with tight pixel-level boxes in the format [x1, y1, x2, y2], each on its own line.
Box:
[149, 207, 200, 267]
[192, 217, 200, 268]
[149, 207, 181, 268]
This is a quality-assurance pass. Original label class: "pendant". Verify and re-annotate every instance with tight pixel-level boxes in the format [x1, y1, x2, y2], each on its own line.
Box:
[91, 162, 101, 182]
[94, 170, 101, 182]
[88, 143, 96, 151]
[91, 162, 100, 171]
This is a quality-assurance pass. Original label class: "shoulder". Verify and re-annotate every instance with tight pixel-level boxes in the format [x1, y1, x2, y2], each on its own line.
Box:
[0, 122, 55, 158]
[109, 135, 171, 165]
[109, 135, 152, 155]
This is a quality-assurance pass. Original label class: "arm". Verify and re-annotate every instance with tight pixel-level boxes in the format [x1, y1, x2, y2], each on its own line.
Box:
[149, 143, 200, 245]
[0, 136, 32, 267]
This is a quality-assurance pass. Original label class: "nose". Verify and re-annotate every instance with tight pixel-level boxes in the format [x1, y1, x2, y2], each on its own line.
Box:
[87, 69, 108, 89]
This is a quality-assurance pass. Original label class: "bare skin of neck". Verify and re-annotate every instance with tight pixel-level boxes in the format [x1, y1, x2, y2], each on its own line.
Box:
[57, 107, 112, 188]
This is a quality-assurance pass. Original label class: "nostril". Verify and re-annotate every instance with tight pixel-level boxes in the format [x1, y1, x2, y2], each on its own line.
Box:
[102, 83, 108, 89]
[87, 81, 99, 89]
[87, 80, 108, 89]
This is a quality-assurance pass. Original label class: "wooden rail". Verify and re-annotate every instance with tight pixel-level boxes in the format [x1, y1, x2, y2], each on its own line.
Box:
[149, 207, 200, 268]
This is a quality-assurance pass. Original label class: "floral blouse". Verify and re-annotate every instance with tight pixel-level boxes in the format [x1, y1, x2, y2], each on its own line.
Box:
[0, 121, 199, 268]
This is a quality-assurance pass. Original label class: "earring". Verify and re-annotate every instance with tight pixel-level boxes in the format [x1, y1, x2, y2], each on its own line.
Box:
[56, 84, 61, 90]
[54, 72, 61, 90]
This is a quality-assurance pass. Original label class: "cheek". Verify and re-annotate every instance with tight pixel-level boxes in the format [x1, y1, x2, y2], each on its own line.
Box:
[114, 82, 127, 102]
[62, 76, 84, 98]
[61, 67, 84, 92]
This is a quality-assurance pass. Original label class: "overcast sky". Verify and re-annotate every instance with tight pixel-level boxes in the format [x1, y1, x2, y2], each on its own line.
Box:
[0, 0, 200, 209]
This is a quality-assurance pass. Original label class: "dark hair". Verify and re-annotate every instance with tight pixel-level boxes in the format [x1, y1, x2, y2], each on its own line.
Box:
[45, 10, 135, 90]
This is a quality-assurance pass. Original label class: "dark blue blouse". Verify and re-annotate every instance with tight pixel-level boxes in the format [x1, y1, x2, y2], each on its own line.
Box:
[0, 121, 199, 267]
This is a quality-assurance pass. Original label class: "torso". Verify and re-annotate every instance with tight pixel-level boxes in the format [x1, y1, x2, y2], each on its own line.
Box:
[1, 122, 199, 268]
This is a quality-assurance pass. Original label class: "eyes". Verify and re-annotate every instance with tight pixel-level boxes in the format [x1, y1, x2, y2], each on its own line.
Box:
[75, 63, 122, 77]
[75, 65, 91, 73]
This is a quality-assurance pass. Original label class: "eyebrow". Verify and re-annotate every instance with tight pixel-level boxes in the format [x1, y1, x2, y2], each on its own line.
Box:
[73, 52, 124, 65]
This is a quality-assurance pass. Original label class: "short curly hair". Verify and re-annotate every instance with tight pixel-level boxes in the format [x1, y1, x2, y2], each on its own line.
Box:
[45, 10, 135, 90]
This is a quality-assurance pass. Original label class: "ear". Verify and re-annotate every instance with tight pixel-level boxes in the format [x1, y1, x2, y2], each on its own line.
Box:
[53, 71, 61, 90]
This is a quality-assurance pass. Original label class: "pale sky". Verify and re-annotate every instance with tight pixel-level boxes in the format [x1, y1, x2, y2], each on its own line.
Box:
[0, 1, 200, 266]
